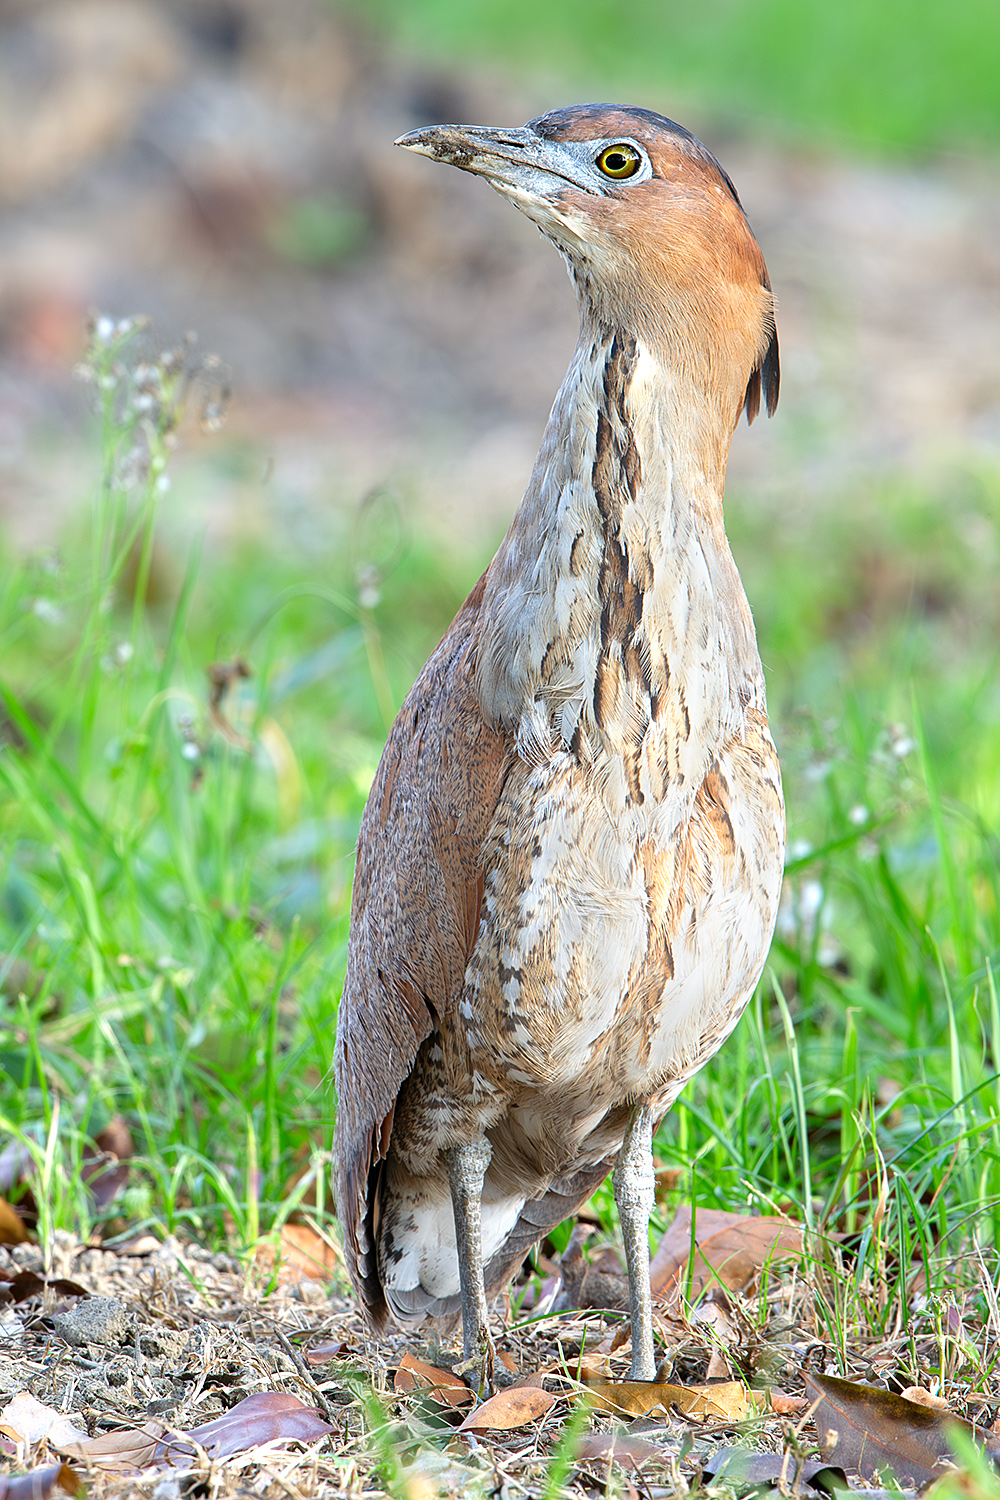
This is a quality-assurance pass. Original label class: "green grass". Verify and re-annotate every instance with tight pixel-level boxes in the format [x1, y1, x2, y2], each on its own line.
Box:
[355, 0, 1000, 156]
[0, 321, 467, 1252]
[2, 319, 1000, 1367]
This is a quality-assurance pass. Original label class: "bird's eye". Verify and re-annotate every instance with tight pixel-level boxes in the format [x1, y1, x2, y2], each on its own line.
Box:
[595, 143, 641, 179]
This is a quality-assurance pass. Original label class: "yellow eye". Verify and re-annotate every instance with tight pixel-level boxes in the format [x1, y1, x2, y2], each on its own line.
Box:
[595, 143, 641, 179]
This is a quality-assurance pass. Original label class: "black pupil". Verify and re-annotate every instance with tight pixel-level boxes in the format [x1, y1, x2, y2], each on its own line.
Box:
[607, 152, 627, 170]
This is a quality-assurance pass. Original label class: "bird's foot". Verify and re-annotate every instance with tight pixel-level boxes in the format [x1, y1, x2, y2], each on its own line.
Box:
[452, 1335, 518, 1398]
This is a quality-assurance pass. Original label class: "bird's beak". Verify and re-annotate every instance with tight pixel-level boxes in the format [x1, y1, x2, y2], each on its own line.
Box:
[395, 124, 595, 201]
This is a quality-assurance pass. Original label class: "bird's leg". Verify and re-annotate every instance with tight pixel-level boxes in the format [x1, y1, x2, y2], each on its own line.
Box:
[443, 1135, 495, 1394]
[613, 1105, 657, 1381]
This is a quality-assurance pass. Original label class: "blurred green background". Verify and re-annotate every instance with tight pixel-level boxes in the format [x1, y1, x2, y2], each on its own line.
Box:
[365, 0, 1000, 153]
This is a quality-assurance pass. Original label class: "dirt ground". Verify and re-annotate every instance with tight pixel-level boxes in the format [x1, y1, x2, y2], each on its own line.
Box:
[3, 1225, 997, 1498]
[0, 1228, 932, 1498]
[0, 0, 998, 558]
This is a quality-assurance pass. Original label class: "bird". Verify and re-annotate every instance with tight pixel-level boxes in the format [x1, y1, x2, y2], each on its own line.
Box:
[334, 103, 785, 1389]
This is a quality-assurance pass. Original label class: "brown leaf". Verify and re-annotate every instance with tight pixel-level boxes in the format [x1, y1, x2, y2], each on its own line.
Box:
[58, 1424, 162, 1470]
[0, 1199, 30, 1247]
[303, 1339, 351, 1365]
[0, 1464, 82, 1500]
[256, 1223, 339, 1282]
[60, 1391, 335, 1469]
[0, 1272, 87, 1303]
[703, 1446, 848, 1490]
[0, 1395, 88, 1448]
[575, 1433, 660, 1470]
[705, 1348, 731, 1380]
[805, 1371, 981, 1486]
[654, 1166, 683, 1199]
[586, 1378, 748, 1421]
[899, 1387, 950, 1411]
[170, 1391, 335, 1459]
[80, 1117, 134, 1213]
[458, 1386, 556, 1432]
[6, 1273, 44, 1302]
[394, 1354, 473, 1409]
[93, 1118, 134, 1160]
[770, 1387, 809, 1415]
[650, 1207, 801, 1304]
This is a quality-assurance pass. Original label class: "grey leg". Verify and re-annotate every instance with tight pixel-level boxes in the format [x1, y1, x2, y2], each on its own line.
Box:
[613, 1105, 657, 1380]
[443, 1135, 495, 1392]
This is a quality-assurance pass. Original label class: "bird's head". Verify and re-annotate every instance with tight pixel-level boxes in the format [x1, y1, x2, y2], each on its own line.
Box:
[397, 103, 778, 429]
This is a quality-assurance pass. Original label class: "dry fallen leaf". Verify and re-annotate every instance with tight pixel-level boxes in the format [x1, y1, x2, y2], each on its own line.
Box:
[704, 1446, 848, 1491]
[0, 1394, 88, 1449]
[650, 1206, 802, 1305]
[60, 1391, 335, 1470]
[0, 1463, 82, 1499]
[0, 1271, 88, 1304]
[303, 1339, 351, 1365]
[59, 1423, 162, 1471]
[805, 1371, 981, 1486]
[394, 1353, 473, 1408]
[770, 1387, 809, 1415]
[899, 1387, 950, 1411]
[458, 1385, 556, 1432]
[172, 1391, 335, 1459]
[575, 1433, 660, 1470]
[0, 1199, 29, 1247]
[586, 1378, 748, 1421]
[256, 1223, 339, 1282]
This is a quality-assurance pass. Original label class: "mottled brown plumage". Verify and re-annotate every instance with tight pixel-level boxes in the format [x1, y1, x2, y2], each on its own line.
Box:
[334, 103, 785, 1386]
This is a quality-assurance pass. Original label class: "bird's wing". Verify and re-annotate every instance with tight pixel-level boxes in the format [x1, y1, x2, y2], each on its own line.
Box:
[334, 570, 512, 1322]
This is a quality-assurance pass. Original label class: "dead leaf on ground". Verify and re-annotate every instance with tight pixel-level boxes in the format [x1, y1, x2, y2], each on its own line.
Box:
[170, 1390, 335, 1459]
[82, 1117, 134, 1212]
[256, 1222, 339, 1282]
[58, 1423, 162, 1471]
[60, 1391, 335, 1470]
[303, 1339, 352, 1365]
[458, 1385, 556, 1433]
[0, 1394, 88, 1448]
[650, 1206, 802, 1306]
[703, 1446, 848, 1491]
[805, 1371, 983, 1486]
[586, 1378, 748, 1421]
[0, 1199, 29, 1247]
[0, 1271, 88, 1303]
[770, 1387, 809, 1415]
[899, 1387, 950, 1411]
[394, 1353, 473, 1408]
[0, 1463, 82, 1499]
[575, 1433, 661, 1470]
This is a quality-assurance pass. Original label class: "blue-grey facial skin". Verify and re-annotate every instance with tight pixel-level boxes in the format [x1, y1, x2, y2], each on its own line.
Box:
[395, 124, 654, 202]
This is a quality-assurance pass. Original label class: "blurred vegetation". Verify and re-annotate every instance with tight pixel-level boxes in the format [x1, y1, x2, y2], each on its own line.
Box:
[359, 0, 1000, 155]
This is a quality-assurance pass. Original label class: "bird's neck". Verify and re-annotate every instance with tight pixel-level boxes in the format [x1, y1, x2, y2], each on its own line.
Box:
[474, 328, 765, 802]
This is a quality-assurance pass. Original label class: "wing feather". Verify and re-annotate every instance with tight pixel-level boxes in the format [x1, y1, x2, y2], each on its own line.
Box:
[333, 571, 512, 1322]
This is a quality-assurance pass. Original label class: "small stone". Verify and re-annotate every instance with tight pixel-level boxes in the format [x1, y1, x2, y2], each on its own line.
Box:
[51, 1296, 133, 1348]
[139, 1328, 188, 1363]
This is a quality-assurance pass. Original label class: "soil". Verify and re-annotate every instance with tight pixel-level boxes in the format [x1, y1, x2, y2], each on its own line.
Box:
[0, 1229, 850, 1498]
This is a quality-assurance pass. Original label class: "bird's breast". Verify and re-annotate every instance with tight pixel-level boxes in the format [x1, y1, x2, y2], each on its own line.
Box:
[449, 710, 783, 1125]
